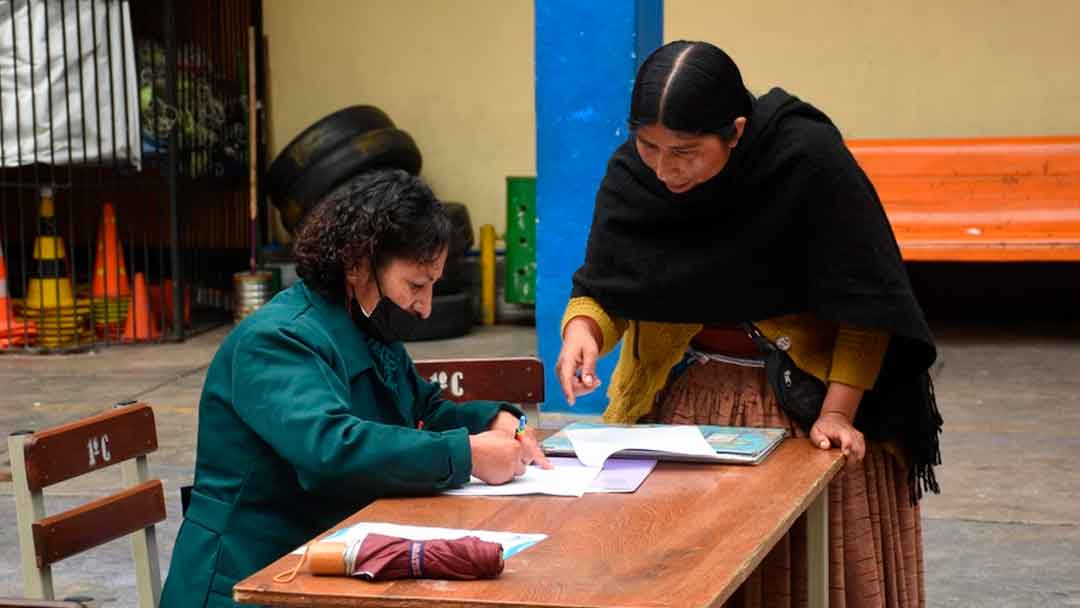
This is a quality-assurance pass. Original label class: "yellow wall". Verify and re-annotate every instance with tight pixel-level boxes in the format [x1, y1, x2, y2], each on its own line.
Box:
[265, 1, 1080, 236]
[263, 0, 534, 238]
[665, 0, 1080, 138]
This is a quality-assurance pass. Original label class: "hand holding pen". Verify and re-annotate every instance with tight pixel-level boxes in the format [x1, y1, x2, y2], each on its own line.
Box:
[490, 411, 552, 470]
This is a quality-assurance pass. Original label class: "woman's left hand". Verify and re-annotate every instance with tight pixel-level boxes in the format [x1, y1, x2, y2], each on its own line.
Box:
[489, 411, 553, 469]
[810, 411, 866, 465]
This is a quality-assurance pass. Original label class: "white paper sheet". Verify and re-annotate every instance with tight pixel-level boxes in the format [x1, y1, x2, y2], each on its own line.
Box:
[547, 456, 658, 493]
[565, 425, 716, 467]
[294, 522, 547, 559]
[444, 462, 602, 497]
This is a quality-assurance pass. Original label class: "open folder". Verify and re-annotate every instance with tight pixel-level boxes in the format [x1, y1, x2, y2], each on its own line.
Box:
[541, 423, 787, 465]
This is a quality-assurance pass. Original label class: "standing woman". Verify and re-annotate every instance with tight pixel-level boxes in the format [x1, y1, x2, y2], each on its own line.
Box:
[162, 170, 547, 608]
[557, 41, 942, 607]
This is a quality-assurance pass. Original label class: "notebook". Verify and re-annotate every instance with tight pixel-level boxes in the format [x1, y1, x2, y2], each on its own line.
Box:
[541, 422, 787, 465]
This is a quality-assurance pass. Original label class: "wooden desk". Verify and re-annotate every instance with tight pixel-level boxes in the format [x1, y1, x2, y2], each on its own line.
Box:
[235, 439, 844, 608]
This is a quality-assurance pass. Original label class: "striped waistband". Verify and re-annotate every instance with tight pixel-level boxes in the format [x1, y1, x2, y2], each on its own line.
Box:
[686, 347, 765, 368]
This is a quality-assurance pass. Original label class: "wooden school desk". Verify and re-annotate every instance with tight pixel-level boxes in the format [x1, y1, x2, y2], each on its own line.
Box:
[235, 439, 844, 608]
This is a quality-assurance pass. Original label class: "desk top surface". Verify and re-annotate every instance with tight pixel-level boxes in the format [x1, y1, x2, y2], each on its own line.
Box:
[235, 438, 843, 608]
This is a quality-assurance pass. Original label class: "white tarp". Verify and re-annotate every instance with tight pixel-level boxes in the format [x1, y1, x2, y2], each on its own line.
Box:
[0, 0, 140, 169]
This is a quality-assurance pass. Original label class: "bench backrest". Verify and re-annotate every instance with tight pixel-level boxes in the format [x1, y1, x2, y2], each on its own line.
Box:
[849, 136, 1080, 261]
[8, 402, 164, 608]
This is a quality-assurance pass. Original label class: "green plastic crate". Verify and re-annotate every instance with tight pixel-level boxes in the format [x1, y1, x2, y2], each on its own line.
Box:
[505, 176, 536, 304]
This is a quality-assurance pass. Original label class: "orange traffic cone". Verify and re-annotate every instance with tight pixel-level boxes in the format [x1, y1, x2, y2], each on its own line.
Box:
[0, 237, 36, 347]
[122, 272, 161, 342]
[91, 203, 131, 340]
[0, 238, 12, 325]
[92, 203, 130, 298]
[149, 278, 191, 331]
[163, 278, 191, 328]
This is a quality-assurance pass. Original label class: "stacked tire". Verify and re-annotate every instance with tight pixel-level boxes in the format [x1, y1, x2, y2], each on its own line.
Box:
[266, 106, 420, 233]
[266, 105, 473, 341]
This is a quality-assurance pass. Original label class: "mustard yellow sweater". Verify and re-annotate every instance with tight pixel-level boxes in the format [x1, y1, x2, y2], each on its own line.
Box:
[561, 296, 890, 424]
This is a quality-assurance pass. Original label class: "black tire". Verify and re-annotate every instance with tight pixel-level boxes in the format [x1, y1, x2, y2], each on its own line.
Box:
[265, 105, 394, 200]
[441, 202, 474, 258]
[403, 291, 473, 341]
[276, 128, 424, 232]
[275, 196, 307, 236]
[433, 202, 474, 296]
[435, 255, 469, 296]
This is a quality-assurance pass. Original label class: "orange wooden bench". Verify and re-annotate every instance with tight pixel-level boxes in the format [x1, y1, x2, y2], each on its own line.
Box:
[849, 136, 1080, 261]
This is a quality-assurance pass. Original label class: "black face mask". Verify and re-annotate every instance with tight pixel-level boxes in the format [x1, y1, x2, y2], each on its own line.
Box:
[347, 278, 421, 344]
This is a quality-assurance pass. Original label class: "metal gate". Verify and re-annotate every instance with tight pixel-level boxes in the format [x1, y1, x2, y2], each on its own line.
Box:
[0, 0, 262, 352]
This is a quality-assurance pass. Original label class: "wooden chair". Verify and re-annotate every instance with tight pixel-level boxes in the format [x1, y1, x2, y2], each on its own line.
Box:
[7, 402, 165, 608]
[414, 356, 544, 408]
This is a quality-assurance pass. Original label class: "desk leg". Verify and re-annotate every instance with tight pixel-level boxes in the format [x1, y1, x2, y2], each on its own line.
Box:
[807, 486, 828, 608]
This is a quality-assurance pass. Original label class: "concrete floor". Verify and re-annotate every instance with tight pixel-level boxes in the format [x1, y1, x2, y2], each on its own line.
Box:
[1, 321, 1078, 606]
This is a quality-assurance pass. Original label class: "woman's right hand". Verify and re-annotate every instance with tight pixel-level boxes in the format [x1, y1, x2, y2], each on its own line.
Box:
[468, 431, 525, 485]
[556, 316, 603, 405]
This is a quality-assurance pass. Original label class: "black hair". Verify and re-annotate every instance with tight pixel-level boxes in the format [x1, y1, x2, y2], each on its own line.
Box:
[629, 41, 752, 140]
[294, 169, 451, 301]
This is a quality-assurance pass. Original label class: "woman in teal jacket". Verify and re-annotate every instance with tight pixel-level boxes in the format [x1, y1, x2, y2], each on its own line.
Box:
[161, 170, 546, 607]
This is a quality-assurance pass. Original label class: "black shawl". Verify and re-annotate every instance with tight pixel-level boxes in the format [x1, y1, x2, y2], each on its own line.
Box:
[572, 88, 942, 498]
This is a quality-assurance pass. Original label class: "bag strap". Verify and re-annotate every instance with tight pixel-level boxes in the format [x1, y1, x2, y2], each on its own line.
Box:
[740, 322, 777, 354]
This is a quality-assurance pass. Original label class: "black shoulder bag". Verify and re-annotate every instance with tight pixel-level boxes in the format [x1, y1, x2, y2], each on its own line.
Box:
[741, 322, 826, 432]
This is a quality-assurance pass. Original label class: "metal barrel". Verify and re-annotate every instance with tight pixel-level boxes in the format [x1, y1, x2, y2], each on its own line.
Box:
[232, 270, 274, 322]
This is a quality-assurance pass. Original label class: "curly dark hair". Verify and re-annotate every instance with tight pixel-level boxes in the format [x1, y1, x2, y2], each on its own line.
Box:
[294, 169, 451, 301]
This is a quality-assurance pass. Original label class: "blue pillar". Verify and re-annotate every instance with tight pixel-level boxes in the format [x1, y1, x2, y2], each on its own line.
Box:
[535, 0, 662, 418]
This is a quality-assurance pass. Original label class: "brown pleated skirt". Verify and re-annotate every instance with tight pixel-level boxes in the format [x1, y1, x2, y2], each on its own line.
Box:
[645, 359, 925, 608]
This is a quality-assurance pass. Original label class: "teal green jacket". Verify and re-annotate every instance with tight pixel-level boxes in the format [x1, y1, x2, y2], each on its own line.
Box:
[160, 281, 515, 608]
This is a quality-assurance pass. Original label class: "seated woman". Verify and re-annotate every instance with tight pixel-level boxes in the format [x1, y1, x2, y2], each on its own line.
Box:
[161, 169, 546, 608]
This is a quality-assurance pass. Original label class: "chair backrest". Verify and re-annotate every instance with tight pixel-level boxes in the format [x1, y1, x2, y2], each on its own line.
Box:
[414, 357, 544, 407]
[7, 402, 165, 608]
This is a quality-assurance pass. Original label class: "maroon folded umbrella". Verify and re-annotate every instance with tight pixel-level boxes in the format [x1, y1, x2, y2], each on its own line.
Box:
[278, 533, 505, 583]
[347, 533, 505, 580]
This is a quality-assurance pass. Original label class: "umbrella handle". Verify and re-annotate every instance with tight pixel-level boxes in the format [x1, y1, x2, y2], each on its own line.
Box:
[274, 540, 350, 583]
[273, 542, 310, 584]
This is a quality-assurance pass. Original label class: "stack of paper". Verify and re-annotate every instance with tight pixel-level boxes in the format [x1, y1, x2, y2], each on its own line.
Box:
[541, 423, 787, 465]
[565, 426, 716, 467]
